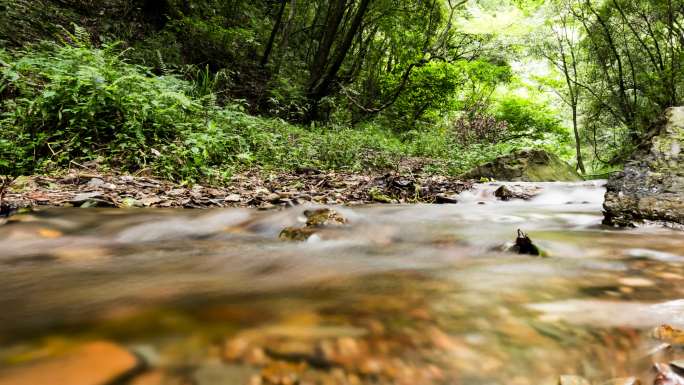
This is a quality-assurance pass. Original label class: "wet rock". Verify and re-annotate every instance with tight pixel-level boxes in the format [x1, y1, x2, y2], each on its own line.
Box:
[559, 375, 591, 385]
[0, 341, 141, 385]
[304, 208, 347, 227]
[461, 149, 583, 182]
[279, 227, 319, 241]
[604, 107, 684, 227]
[280, 209, 348, 241]
[652, 325, 684, 345]
[494, 185, 542, 201]
[434, 194, 459, 204]
[507, 229, 544, 256]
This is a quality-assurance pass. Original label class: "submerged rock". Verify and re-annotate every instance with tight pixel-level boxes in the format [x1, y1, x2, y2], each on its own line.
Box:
[279, 226, 320, 241]
[603, 377, 641, 385]
[0, 341, 141, 385]
[559, 375, 591, 385]
[193, 362, 257, 385]
[461, 149, 583, 182]
[603, 107, 684, 227]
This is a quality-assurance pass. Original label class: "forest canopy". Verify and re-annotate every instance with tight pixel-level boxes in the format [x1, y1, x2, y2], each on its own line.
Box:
[1, 0, 682, 183]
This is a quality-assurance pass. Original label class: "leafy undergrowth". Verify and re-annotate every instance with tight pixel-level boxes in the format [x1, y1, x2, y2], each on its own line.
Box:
[0, 38, 550, 186]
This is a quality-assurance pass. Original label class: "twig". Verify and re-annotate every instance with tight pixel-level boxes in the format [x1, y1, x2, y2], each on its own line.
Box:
[69, 160, 97, 173]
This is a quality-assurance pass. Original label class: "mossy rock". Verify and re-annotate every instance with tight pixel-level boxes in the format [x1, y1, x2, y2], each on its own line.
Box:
[304, 208, 347, 227]
[369, 188, 393, 203]
[279, 209, 349, 241]
[279, 227, 319, 241]
[460, 150, 582, 182]
[604, 107, 684, 227]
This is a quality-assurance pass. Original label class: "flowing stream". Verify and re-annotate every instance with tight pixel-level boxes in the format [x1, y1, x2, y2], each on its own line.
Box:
[1, 181, 683, 385]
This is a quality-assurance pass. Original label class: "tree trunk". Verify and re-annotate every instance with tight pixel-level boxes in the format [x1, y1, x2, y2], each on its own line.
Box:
[308, 0, 348, 91]
[306, 0, 372, 121]
[572, 105, 586, 174]
[261, 0, 289, 67]
[274, 0, 297, 74]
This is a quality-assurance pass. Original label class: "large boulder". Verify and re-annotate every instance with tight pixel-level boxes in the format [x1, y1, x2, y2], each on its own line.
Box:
[460, 149, 582, 182]
[603, 107, 684, 227]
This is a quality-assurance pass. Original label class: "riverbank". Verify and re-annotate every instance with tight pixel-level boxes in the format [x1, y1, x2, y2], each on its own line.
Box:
[2, 169, 472, 212]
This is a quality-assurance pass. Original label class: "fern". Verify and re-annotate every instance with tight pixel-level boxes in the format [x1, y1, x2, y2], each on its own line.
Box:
[156, 50, 168, 76]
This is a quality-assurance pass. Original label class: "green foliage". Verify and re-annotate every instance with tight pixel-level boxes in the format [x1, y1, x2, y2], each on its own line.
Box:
[0, 41, 418, 183]
[126, 30, 184, 73]
[3, 0, 626, 181]
[167, 16, 260, 69]
[156, 113, 406, 183]
[456, 59, 513, 110]
[494, 95, 569, 142]
[0, 39, 201, 173]
[388, 62, 463, 129]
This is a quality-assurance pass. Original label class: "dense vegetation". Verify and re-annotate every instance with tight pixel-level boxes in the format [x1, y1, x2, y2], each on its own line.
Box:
[1, 0, 682, 184]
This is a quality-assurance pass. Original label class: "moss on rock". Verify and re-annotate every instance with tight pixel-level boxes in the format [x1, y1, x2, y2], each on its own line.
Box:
[460, 150, 582, 182]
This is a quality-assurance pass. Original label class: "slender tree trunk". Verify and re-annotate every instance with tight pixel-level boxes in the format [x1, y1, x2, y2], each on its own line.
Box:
[274, 0, 297, 74]
[261, 0, 289, 67]
[572, 105, 586, 174]
[306, 0, 373, 122]
[308, 0, 348, 90]
[309, 0, 372, 99]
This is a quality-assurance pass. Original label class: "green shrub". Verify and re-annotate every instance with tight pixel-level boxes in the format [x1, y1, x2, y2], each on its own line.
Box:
[494, 95, 570, 143]
[0, 37, 201, 172]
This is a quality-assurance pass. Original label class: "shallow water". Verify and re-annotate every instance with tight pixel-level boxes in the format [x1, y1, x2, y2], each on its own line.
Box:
[0, 181, 683, 385]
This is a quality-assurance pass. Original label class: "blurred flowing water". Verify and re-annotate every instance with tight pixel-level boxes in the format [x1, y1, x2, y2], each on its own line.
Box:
[1, 181, 683, 385]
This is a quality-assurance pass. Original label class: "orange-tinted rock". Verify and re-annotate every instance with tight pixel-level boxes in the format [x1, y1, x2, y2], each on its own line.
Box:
[653, 325, 684, 345]
[129, 371, 165, 385]
[224, 337, 251, 362]
[0, 341, 140, 385]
